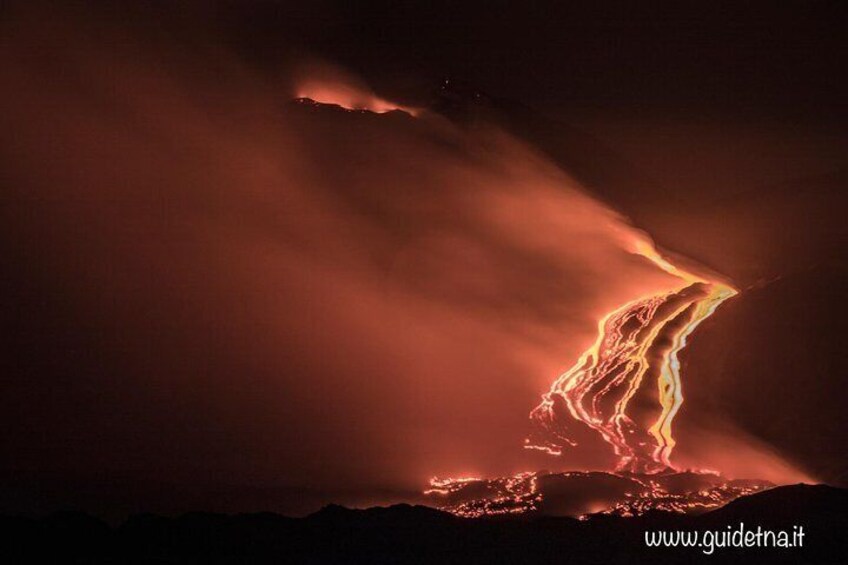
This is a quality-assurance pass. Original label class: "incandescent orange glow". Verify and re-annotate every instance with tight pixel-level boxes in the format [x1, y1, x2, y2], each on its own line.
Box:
[526, 237, 737, 472]
[295, 79, 418, 115]
[426, 470, 770, 518]
[425, 231, 749, 518]
[426, 472, 543, 517]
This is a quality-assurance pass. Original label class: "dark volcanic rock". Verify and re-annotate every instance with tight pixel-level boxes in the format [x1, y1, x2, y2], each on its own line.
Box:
[0, 484, 845, 564]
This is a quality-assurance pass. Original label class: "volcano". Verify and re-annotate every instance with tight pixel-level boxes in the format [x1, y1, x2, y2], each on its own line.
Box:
[289, 84, 782, 519]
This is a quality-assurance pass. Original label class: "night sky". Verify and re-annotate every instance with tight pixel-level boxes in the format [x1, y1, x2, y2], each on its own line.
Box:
[1, 1, 845, 518]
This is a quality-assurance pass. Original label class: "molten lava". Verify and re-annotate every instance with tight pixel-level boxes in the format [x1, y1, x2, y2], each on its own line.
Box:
[427, 240, 748, 517]
[426, 471, 771, 519]
[526, 238, 737, 473]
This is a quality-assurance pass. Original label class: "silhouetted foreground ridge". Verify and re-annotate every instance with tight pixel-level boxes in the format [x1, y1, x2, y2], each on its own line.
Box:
[1, 484, 845, 564]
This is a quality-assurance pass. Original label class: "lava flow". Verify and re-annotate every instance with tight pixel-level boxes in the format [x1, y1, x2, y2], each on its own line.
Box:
[427, 239, 752, 517]
[526, 239, 737, 473]
[426, 471, 771, 519]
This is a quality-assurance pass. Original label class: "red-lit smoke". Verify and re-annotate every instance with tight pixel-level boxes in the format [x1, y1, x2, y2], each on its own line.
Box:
[0, 7, 810, 516]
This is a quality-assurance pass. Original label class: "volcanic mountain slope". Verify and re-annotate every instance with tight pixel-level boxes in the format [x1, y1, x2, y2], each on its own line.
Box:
[290, 78, 663, 216]
[285, 89, 823, 504]
[676, 170, 848, 487]
[428, 79, 677, 230]
[1, 484, 845, 564]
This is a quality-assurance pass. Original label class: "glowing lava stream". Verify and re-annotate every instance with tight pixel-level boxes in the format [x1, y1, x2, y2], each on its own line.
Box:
[426, 240, 745, 518]
[525, 239, 737, 473]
